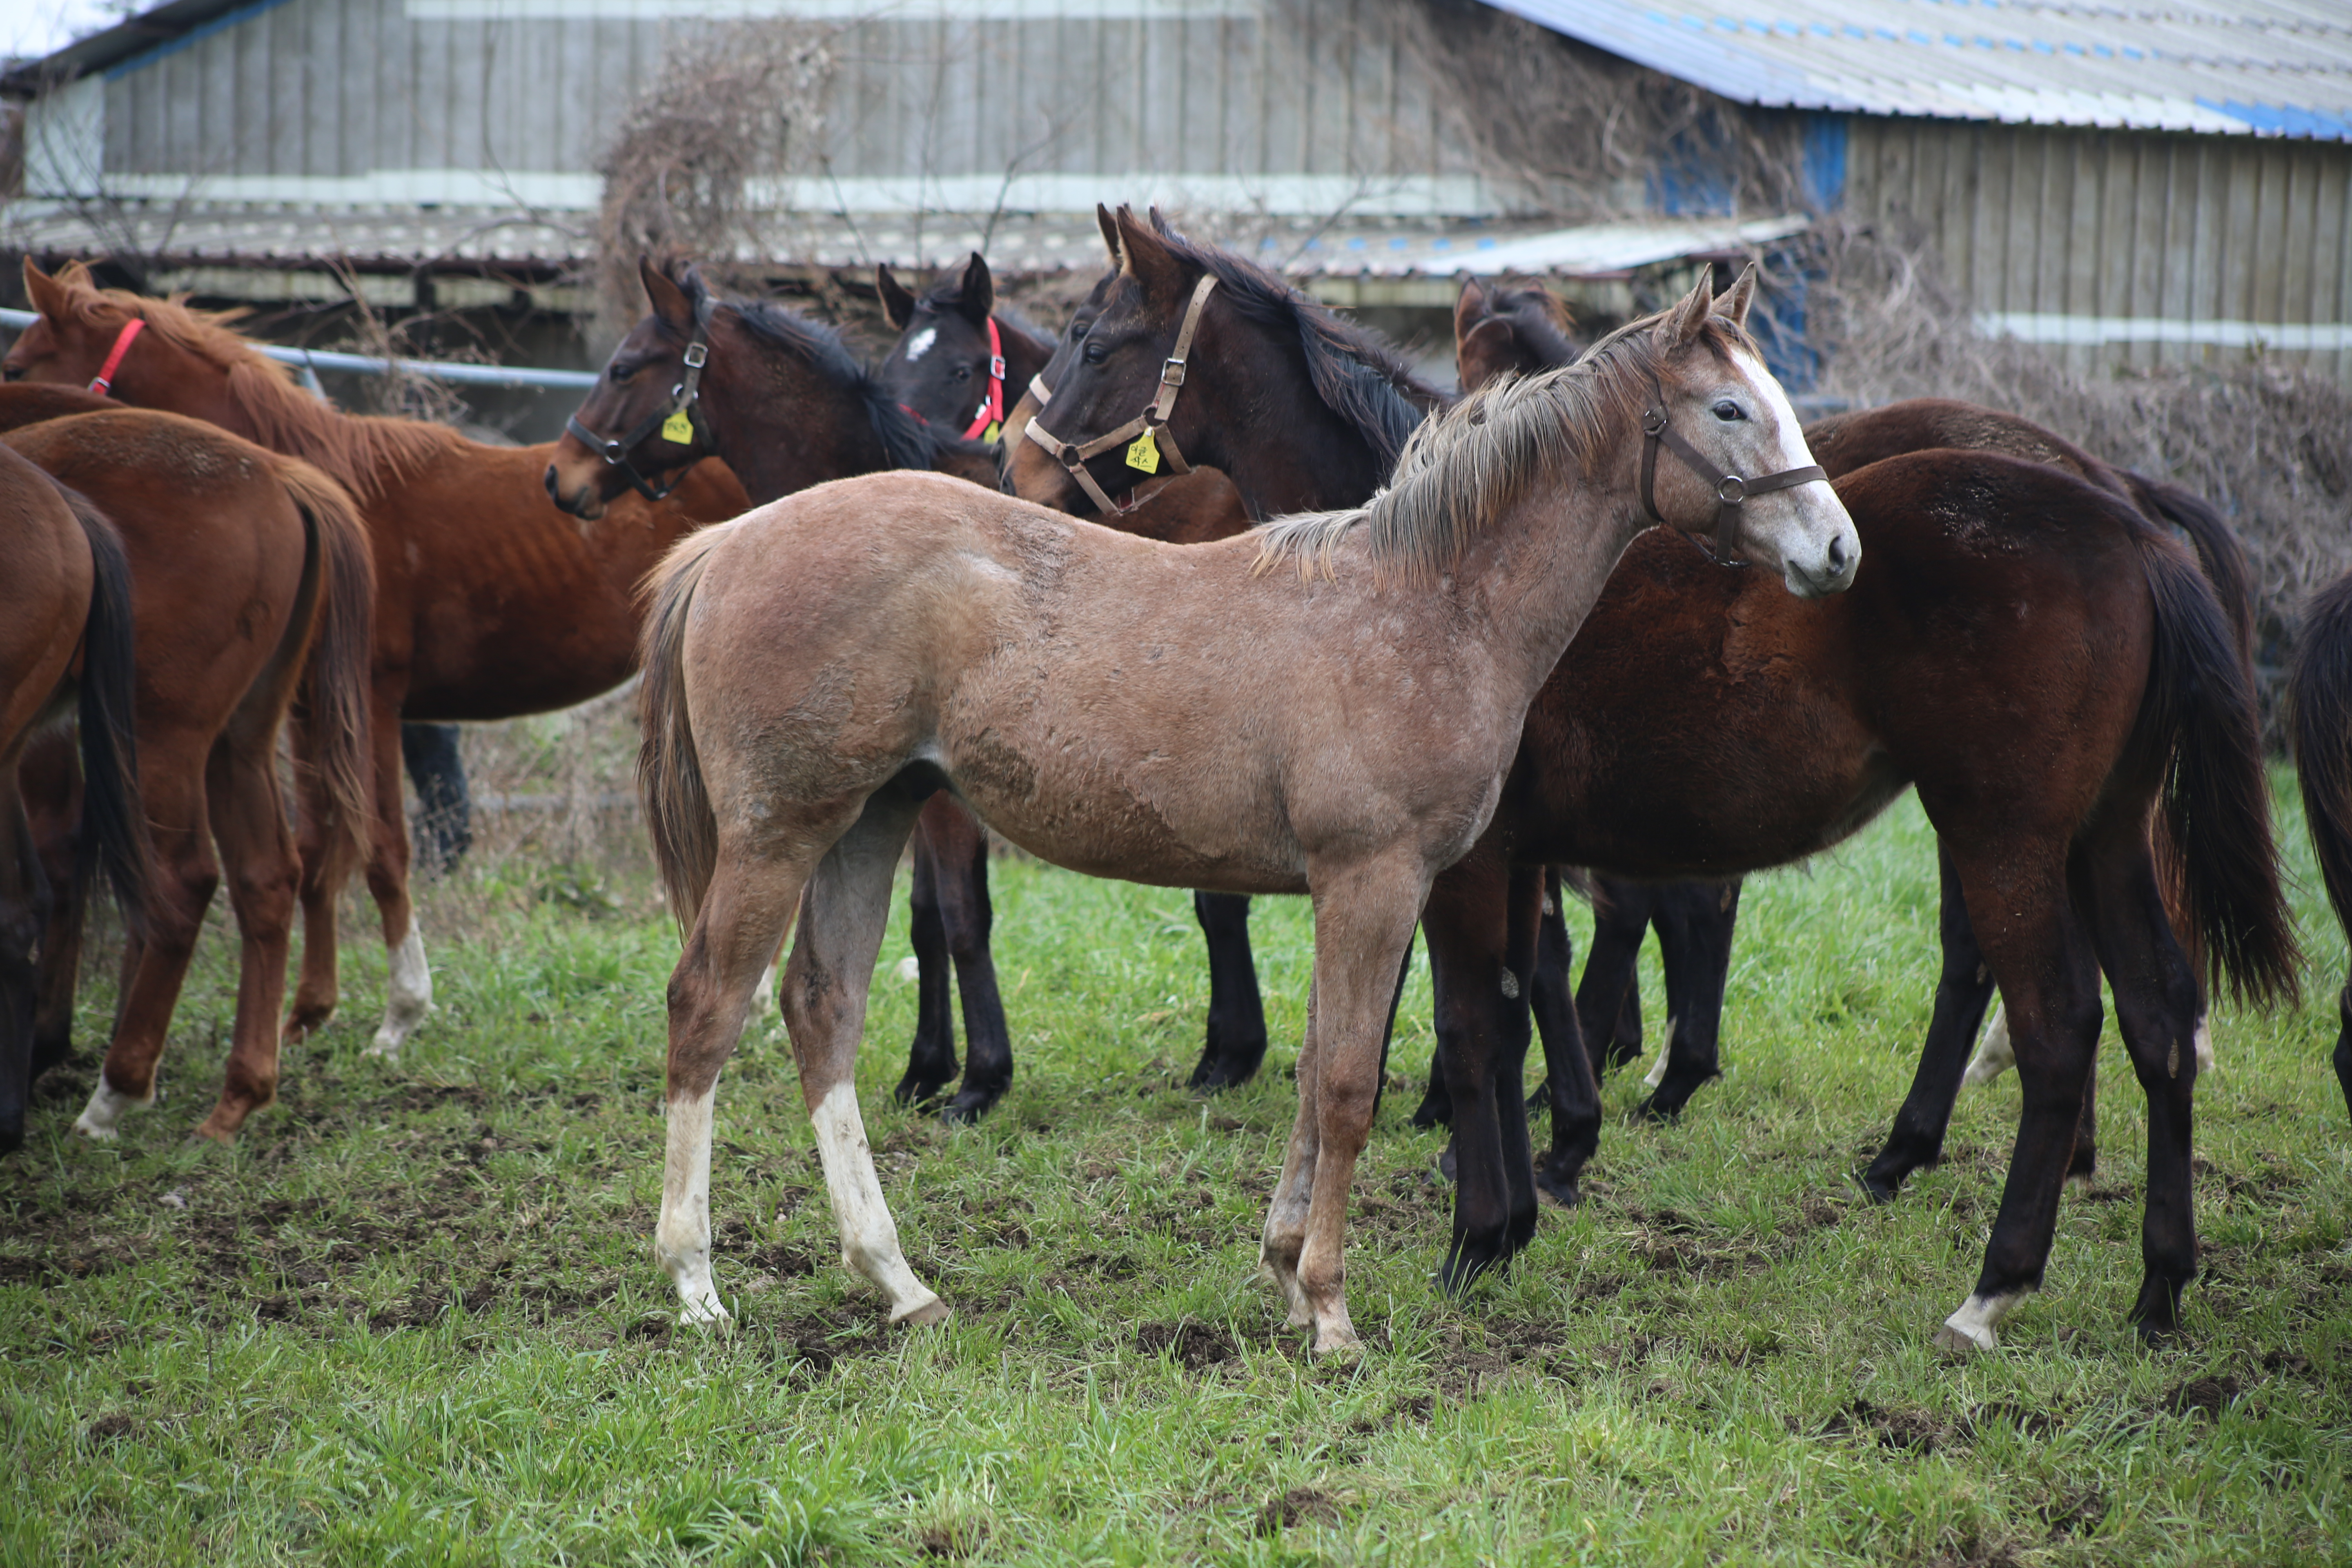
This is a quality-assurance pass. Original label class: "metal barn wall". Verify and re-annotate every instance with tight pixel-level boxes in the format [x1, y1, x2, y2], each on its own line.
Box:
[32, 0, 1494, 216]
[1842, 116, 2352, 383]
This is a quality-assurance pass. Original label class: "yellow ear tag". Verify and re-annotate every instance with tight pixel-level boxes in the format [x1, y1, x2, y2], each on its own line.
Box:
[661, 409, 695, 444]
[1125, 429, 1161, 474]
[981, 420, 1002, 445]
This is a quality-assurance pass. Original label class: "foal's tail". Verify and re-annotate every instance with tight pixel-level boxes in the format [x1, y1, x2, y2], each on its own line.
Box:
[2132, 522, 2301, 1008]
[638, 526, 731, 930]
[2289, 571, 2352, 986]
[2130, 474, 2258, 667]
[279, 460, 379, 869]
[55, 481, 152, 933]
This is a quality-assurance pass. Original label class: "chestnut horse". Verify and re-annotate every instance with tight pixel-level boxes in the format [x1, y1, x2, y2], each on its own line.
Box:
[2288, 567, 2352, 1123]
[630, 274, 1856, 1353]
[3, 261, 751, 1058]
[2, 408, 376, 1141]
[0, 444, 147, 1153]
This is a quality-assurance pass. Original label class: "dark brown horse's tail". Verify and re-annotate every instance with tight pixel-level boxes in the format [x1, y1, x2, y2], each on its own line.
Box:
[639, 526, 731, 930]
[2130, 474, 2258, 666]
[2290, 572, 2352, 984]
[54, 481, 152, 933]
[277, 460, 378, 868]
[2133, 526, 2301, 1008]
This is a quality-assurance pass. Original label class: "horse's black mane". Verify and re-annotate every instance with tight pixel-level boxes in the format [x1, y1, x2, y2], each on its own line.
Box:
[679, 265, 938, 473]
[1486, 285, 1585, 370]
[1146, 214, 1443, 476]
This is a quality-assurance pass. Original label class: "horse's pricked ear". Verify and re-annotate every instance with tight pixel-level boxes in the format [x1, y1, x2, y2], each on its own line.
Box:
[641, 256, 694, 333]
[1657, 267, 1717, 349]
[955, 252, 994, 324]
[1457, 317, 1519, 395]
[22, 257, 69, 320]
[1719, 263, 1758, 331]
[1453, 278, 1490, 347]
[1114, 205, 1185, 299]
[876, 264, 915, 330]
[1096, 204, 1122, 265]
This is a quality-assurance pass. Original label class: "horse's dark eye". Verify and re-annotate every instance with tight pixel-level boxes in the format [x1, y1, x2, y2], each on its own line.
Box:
[953, 365, 972, 381]
[1069, 319, 1091, 341]
[1713, 400, 1745, 421]
[1082, 341, 1108, 365]
[608, 361, 635, 383]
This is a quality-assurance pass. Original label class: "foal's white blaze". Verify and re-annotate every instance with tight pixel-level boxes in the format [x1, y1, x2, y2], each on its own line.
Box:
[811, 1080, 946, 1324]
[1725, 345, 1859, 600]
[657, 1085, 728, 1325]
[1962, 1004, 2015, 1087]
[1934, 1289, 2026, 1354]
[901, 327, 937, 363]
[1643, 1016, 1679, 1090]
[71, 1075, 151, 1141]
[368, 925, 434, 1058]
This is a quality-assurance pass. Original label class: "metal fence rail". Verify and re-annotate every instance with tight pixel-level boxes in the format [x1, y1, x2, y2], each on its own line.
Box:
[0, 306, 598, 390]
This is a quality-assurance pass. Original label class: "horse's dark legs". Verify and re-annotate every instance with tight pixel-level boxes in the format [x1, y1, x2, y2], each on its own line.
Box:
[1859, 844, 1998, 1200]
[2336, 986, 2352, 1125]
[1189, 893, 1268, 1089]
[399, 722, 472, 878]
[1933, 846, 2101, 1354]
[0, 787, 51, 1155]
[1635, 879, 1741, 1120]
[1521, 869, 1579, 1118]
[1530, 885, 1601, 1208]
[21, 733, 83, 1080]
[892, 818, 958, 1108]
[927, 797, 1012, 1125]
[1578, 877, 1656, 1078]
[1424, 845, 1542, 1290]
[2080, 832, 2203, 1339]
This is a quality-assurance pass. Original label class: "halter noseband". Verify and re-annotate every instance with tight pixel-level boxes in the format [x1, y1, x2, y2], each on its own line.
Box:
[89, 318, 145, 396]
[1022, 272, 1217, 516]
[1636, 381, 1827, 567]
[566, 326, 712, 503]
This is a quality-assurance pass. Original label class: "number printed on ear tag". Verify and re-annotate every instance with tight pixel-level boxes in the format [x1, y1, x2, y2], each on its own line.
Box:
[662, 409, 695, 444]
[1125, 429, 1161, 473]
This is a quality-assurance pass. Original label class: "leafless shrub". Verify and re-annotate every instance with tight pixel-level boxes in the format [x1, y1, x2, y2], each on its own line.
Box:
[593, 18, 839, 334]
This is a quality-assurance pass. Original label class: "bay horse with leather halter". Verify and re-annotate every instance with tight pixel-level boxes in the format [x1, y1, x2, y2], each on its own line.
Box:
[0, 441, 148, 1153]
[2, 261, 751, 1066]
[0, 401, 376, 1143]
[630, 270, 1856, 1353]
[548, 256, 1042, 1123]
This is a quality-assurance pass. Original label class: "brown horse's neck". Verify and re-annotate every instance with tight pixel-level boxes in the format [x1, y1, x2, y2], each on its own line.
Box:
[1192, 334, 1403, 516]
[699, 323, 914, 507]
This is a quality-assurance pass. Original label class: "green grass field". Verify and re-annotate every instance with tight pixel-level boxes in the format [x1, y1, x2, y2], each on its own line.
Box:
[4, 780, 2348, 1566]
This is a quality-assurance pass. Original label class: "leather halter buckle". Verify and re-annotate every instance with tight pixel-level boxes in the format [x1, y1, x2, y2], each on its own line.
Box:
[566, 324, 712, 503]
[1022, 272, 1218, 516]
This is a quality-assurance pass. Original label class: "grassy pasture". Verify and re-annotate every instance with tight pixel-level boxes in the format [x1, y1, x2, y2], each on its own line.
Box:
[3, 780, 2349, 1566]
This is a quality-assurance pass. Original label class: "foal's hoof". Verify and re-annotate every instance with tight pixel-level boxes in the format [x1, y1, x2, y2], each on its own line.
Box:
[939, 1087, 1002, 1126]
[677, 1297, 733, 1330]
[1933, 1321, 1996, 1356]
[1534, 1160, 1581, 1209]
[890, 1069, 952, 1109]
[892, 1294, 952, 1328]
[1852, 1165, 1905, 1205]
[1437, 1141, 1458, 1183]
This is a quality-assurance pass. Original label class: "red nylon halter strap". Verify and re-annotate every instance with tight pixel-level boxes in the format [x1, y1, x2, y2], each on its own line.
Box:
[89, 318, 145, 396]
[1635, 383, 1827, 567]
[960, 317, 1007, 443]
[1022, 272, 1217, 516]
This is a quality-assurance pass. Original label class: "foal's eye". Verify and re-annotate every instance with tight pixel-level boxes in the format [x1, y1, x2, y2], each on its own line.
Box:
[952, 365, 972, 381]
[608, 361, 636, 383]
[1069, 318, 1092, 341]
[1082, 340, 1109, 365]
[1713, 400, 1746, 422]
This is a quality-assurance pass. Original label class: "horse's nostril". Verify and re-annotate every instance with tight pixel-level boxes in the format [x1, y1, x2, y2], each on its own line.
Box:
[1827, 533, 1851, 572]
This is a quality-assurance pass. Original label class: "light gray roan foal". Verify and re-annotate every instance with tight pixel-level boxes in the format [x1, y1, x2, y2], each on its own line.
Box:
[635, 271, 1859, 1354]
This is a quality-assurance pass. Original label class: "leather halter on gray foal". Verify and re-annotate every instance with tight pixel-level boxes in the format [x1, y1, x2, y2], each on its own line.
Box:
[1637, 379, 1827, 567]
[1022, 273, 1218, 515]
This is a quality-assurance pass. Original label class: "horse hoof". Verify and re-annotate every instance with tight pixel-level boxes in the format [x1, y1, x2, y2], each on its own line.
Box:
[1437, 1143, 1457, 1183]
[892, 1294, 951, 1328]
[1535, 1167, 1581, 1209]
[1933, 1321, 1994, 1356]
[1852, 1166, 1903, 1205]
[939, 1093, 995, 1127]
[677, 1297, 733, 1330]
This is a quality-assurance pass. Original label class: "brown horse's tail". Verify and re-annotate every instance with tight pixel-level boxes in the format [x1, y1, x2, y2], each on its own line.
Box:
[639, 526, 731, 930]
[2290, 572, 2352, 984]
[2129, 474, 2258, 666]
[277, 460, 377, 868]
[53, 481, 153, 933]
[2132, 524, 2301, 1008]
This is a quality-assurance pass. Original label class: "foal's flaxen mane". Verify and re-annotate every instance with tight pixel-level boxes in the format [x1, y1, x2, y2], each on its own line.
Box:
[666, 260, 939, 473]
[1254, 309, 1756, 584]
[45, 261, 460, 499]
[1144, 216, 1444, 474]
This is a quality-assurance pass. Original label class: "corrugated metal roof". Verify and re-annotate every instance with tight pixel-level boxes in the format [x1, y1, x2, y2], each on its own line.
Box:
[1, 200, 1805, 279]
[1486, 0, 2352, 139]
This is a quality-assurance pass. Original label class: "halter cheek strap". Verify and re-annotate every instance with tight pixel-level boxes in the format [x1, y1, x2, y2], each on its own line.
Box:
[89, 318, 145, 396]
[566, 331, 711, 503]
[960, 317, 1007, 444]
[1637, 384, 1828, 567]
[1022, 272, 1218, 516]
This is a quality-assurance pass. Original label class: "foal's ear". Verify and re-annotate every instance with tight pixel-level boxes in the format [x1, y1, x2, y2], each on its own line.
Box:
[1657, 267, 1717, 350]
[1457, 317, 1520, 395]
[1114, 206, 1186, 300]
[641, 256, 695, 334]
[22, 258, 70, 321]
[1719, 263, 1759, 331]
[876, 264, 915, 331]
[1095, 203, 1123, 265]
[955, 252, 995, 324]
[1453, 277, 1490, 348]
